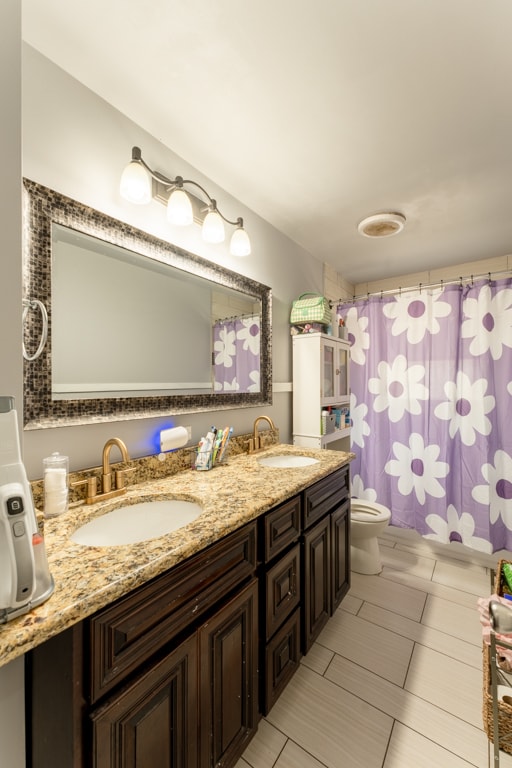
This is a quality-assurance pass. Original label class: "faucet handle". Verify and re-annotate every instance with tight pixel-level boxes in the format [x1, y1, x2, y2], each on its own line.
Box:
[71, 476, 98, 501]
[114, 466, 136, 491]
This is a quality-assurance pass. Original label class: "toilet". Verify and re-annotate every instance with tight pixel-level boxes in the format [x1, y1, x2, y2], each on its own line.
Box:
[350, 499, 391, 575]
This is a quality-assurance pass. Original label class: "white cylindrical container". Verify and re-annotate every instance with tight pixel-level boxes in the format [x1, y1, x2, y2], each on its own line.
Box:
[43, 452, 69, 518]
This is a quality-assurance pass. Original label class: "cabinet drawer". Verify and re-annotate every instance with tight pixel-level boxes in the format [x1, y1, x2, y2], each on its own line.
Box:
[264, 543, 301, 641]
[263, 607, 301, 715]
[89, 521, 257, 703]
[303, 466, 349, 530]
[262, 495, 301, 562]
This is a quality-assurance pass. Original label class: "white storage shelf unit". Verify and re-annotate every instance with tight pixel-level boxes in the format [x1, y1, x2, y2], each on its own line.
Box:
[292, 332, 350, 449]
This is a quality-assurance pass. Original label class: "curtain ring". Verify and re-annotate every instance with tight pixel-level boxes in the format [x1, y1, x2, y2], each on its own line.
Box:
[399, 286, 402, 296]
[489, 272, 492, 284]
[419, 283, 422, 294]
[380, 290, 383, 301]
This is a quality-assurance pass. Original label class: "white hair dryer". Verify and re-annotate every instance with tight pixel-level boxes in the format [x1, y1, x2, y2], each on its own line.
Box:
[0, 396, 54, 622]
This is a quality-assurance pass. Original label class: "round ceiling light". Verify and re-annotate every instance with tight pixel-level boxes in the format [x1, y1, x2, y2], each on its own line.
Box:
[358, 212, 406, 238]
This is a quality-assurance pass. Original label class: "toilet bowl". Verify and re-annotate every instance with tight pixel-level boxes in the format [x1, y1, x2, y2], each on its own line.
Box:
[350, 499, 391, 575]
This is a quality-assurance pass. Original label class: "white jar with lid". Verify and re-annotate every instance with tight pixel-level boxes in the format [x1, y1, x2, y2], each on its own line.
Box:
[43, 451, 69, 518]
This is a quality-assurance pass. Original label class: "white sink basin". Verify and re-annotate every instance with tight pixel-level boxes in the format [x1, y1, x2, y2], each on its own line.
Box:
[257, 455, 320, 468]
[70, 499, 203, 546]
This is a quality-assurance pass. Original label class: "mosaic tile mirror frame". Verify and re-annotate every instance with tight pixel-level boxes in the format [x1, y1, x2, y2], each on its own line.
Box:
[22, 179, 272, 429]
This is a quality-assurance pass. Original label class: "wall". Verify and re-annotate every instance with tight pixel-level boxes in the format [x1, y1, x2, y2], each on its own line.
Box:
[0, 5, 25, 768]
[353, 253, 512, 297]
[21, 44, 322, 478]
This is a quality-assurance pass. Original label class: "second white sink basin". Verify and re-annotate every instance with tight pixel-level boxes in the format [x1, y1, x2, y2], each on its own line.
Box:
[257, 454, 320, 468]
[71, 499, 203, 546]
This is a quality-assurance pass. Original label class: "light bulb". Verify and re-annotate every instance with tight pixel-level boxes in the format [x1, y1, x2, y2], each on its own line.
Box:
[202, 209, 225, 243]
[167, 188, 193, 226]
[230, 225, 251, 257]
[119, 161, 151, 204]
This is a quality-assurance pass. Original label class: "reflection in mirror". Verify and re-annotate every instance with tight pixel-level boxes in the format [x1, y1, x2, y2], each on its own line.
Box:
[52, 225, 261, 399]
[23, 179, 272, 429]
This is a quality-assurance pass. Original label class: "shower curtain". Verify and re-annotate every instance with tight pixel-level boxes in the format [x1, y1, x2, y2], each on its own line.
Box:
[213, 315, 261, 392]
[337, 278, 512, 553]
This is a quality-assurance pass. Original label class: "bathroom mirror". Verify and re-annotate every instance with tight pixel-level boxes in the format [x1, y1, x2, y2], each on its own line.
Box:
[22, 179, 272, 429]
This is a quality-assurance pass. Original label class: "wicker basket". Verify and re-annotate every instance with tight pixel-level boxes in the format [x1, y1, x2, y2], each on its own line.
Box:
[482, 560, 512, 754]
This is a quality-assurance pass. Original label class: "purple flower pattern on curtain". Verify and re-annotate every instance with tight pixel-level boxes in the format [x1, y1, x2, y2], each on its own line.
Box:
[213, 315, 261, 392]
[337, 278, 512, 554]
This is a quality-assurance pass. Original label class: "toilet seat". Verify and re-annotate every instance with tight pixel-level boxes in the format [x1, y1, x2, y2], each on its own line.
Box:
[351, 499, 391, 524]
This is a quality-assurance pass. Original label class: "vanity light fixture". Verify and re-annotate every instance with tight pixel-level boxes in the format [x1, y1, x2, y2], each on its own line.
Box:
[120, 146, 251, 256]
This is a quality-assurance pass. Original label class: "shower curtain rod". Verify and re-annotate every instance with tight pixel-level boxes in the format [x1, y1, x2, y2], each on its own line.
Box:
[331, 266, 512, 305]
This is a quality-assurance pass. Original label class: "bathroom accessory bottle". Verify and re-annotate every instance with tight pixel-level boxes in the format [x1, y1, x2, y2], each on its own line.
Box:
[43, 452, 69, 518]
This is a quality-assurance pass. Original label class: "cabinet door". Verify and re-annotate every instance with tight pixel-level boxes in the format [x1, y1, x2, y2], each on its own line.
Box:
[264, 542, 301, 641]
[321, 338, 335, 399]
[321, 337, 350, 405]
[263, 607, 301, 716]
[302, 516, 331, 653]
[331, 501, 351, 613]
[199, 579, 258, 768]
[335, 342, 349, 399]
[91, 633, 198, 768]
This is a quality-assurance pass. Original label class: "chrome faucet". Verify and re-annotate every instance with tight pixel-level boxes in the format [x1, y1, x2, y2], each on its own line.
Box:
[72, 437, 135, 504]
[249, 415, 276, 453]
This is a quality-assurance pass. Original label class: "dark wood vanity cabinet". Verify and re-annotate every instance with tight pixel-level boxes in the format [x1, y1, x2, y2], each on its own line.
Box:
[28, 523, 258, 768]
[91, 632, 199, 768]
[302, 466, 351, 652]
[199, 579, 258, 768]
[90, 580, 259, 768]
[27, 463, 351, 768]
[259, 496, 302, 715]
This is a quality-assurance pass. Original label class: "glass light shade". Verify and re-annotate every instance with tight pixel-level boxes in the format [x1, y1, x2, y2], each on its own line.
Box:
[167, 188, 193, 226]
[202, 210, 225, 243]
[230, 226, 251, 257]
[119, 161, 151, 204]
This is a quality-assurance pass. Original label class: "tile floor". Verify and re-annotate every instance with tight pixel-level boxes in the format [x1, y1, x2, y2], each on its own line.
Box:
[236, 526, 512, 768]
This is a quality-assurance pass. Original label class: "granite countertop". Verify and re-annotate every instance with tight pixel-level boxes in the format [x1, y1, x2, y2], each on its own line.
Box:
[0, 444, 353, 667]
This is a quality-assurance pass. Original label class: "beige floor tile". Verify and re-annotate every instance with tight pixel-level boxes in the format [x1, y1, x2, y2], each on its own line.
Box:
[404, 644, 482, 727]
[349, 572, 427, 621]
[380, 566, 484, 610]
[340, 592, 363, 615]
[358, 602, 482, 669]
[237, 719, 287, 768]
[317, 608, 414, 686]
[300, 642, 334, 675]
[379, 544, 436, 581]
[395, 536, 499, 571]
[421, 593, 482, 645]
[324, 652, 491, 767]
[433, 559, 490, 596]
[266, 665, 393, 768]
[275, 740, 329, 768]
[384, 526, 500, 571]
[384, 721, 476, 768]
[380, 526, 419, 545]
[239, 527, 512, 768]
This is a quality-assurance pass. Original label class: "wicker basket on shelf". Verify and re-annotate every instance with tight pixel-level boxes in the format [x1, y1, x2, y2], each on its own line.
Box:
[482, 559, 512, 754]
